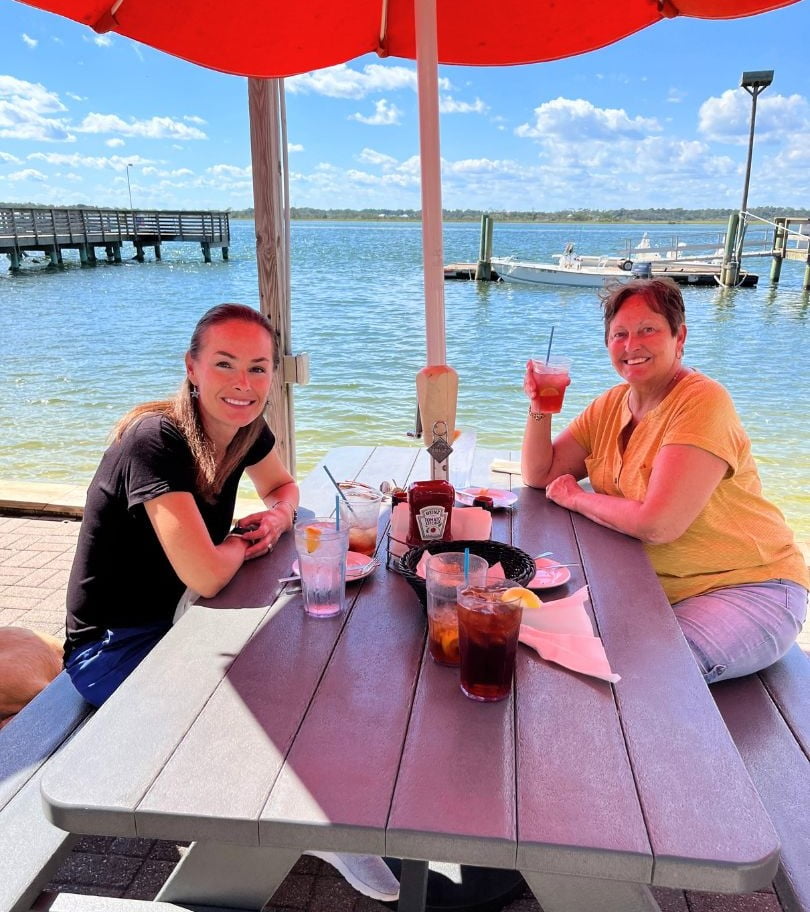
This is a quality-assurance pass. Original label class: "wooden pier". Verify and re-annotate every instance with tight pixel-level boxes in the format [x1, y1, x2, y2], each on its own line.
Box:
[0, 206, 230, 271]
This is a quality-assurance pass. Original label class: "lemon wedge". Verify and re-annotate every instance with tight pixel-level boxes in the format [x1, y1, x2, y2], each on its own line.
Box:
[304, 525, 322, 554]
[500, 586, 542, 610]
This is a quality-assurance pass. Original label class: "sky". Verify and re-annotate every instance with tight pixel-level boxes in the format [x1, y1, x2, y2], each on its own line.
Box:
[1, 1, 809, 213]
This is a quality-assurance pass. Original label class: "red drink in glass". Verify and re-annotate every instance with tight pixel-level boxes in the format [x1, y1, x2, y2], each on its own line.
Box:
[457, 583, 523, 702]
[530, 357, 571, 414]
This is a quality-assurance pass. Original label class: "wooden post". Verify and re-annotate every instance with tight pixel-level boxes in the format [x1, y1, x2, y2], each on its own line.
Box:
[8, 249, 20, 271]
[248, 78, 295, 474]
[770, 218, 785, 283]
[201, 242, 211, 263]
[475, 213, 492, 281]
[804, 251, 810, 291]
[154, 244, 162, 261]
[134, 243, 145, 263]
[79, 245, 88, 266]
[720, 211, 740, 286]
[222, 246, 229, 261]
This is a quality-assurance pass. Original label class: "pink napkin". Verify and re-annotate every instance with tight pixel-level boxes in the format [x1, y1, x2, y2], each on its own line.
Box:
[390, 503, 492, 559]
[518, 586, 620, 684]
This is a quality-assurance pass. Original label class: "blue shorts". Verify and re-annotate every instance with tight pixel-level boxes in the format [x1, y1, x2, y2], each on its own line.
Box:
[65, 624, 171, 707]
[673, 579, 808, 685]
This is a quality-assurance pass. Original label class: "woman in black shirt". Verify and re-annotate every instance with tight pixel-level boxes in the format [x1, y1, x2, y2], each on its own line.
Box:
[65, 303, 298, 706]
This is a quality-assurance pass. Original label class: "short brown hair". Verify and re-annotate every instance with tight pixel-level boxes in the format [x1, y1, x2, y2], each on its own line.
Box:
[600, 277, 685, 343]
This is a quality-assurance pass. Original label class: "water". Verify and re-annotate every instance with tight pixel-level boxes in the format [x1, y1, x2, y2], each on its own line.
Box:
[1, 220, 807, 538]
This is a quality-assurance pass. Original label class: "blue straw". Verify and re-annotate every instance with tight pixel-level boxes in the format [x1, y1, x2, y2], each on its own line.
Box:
[323, 465, 355, 514]
[463, 547, 470, 584]
[335, 495, 340, 531]
[546, 326, 555, 363]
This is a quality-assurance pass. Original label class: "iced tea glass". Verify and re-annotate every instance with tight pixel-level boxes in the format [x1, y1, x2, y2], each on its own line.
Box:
[529, 356, 571, 414]
[338, 482, 383, 557]
[293, 518, 349, 618]
[425, 552, 488, 666]
[457, 579, 524, 701]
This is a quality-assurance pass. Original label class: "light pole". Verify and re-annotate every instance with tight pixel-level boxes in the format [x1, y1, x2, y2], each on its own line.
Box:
[722, 70, 773, 285]
[125, 162, 134, 210]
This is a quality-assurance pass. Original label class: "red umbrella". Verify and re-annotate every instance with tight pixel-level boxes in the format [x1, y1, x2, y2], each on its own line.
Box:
[15, 0, 800, 474]
[14, 0, 799, 77]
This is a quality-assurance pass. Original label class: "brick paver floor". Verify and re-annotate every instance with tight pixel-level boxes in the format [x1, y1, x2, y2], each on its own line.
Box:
[3, 513, 805, 912]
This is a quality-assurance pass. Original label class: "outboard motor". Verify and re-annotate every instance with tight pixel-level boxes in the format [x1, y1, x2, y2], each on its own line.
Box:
[631, 261, 652, 279]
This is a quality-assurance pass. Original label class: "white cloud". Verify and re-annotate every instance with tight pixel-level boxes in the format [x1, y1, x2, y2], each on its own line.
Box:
[8, 168, 48, 182]
[0, 76, 74, 142]
[106, 137, 125, 147]
[288, 142, 304, 152]
[349, 99, 402, 126]
[699, 90, 810, 145]
[667, 88, 687, 104]
[28, 152, 153, 171]
[515, 97, 661, 142]
[439, 96, 488, 115]
[66, 92, 86, 102]
[85, 34, 113, 47]
[358, 148, 398, 169]
[183, 114, 207, 125]
[22, 33, 38, 49]
[207, 163, 252, 178]
[0, 76, 67, 113]
[0, 151, 22, 163]
[76, 112, 207, 140]
[142, 166, 194, 178]
[287, 62, 450, 99]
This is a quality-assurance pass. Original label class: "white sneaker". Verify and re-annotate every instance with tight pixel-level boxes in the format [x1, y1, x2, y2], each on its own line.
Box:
[306, 851, 400, 902]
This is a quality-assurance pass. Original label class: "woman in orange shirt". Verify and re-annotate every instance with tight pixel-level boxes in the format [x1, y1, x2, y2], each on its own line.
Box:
[521, 277, 808, 684]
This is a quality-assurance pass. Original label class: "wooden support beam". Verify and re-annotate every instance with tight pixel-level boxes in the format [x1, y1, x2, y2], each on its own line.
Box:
[248, 77, 295, 474]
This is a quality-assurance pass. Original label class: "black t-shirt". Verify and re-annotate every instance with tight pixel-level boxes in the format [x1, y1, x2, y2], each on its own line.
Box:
[65, 414, 275, 658]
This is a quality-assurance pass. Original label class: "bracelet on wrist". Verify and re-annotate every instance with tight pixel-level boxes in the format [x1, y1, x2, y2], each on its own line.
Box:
[528, 406, 547, 421]
[273, 501, 298, 528]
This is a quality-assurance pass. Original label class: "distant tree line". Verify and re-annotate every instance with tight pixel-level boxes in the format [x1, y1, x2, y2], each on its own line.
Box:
[2, 201, 806, 223]
[230, 205, 808, 223]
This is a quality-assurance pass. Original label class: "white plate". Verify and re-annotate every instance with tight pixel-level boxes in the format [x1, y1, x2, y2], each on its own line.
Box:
[456, 487, 518, 509]
[529, 557, 572, 590]
[291, 551, 377, 582]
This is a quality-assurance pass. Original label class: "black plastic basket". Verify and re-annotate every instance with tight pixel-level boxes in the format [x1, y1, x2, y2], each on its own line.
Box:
[394, 539, 536, 609]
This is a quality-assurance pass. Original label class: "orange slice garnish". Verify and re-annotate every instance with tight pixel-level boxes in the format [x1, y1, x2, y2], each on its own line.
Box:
[500, 587, 542, 610]
[304, 525, 322, 554]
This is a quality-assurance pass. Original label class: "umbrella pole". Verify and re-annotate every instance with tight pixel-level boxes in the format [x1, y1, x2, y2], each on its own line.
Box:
[415, 0, 456, 483]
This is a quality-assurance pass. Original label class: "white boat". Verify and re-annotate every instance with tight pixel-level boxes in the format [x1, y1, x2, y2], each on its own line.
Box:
[492, 245, 635, 288]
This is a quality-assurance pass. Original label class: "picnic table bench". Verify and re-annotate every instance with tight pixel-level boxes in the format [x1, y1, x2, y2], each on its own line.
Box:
[0, 673, 91, 912]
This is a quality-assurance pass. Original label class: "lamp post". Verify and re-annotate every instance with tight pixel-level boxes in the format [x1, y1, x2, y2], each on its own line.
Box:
[721, 70, 773, 286]
[125, 162, 134, 210]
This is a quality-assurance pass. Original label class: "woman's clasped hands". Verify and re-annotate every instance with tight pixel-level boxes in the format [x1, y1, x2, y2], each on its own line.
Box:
[232, 504, 294, 559]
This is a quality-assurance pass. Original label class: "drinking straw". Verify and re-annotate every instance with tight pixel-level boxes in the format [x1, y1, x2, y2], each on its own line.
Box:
[463, 547, 470, 584]
[335, 495, 340, 530]
[546, 326, 555, 363]
[323, 465, 355, 513]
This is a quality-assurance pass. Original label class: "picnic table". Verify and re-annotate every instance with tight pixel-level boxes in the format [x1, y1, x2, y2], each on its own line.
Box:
[40, 445, 780, 912]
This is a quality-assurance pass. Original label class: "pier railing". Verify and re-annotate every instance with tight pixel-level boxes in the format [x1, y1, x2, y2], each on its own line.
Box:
[1, 206, 230, 268]
[0, 207, 229, 245]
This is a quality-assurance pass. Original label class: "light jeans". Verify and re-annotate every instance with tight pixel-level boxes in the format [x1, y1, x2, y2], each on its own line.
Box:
[673, 579, 808, 685]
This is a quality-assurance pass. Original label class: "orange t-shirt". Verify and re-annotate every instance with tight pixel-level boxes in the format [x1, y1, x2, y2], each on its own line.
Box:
[568, 372, 809, 603]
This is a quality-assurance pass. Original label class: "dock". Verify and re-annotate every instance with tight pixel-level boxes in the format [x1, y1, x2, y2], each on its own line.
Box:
[443, 261, 758, 287]
[1, 206, 230, 270]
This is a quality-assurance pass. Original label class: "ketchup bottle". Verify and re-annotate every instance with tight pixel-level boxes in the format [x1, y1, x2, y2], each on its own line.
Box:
[407, 480, 454, 547]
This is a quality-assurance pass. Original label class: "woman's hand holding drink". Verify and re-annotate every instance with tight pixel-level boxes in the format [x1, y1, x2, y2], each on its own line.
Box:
[526, 356, 572, 414]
